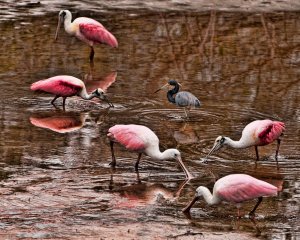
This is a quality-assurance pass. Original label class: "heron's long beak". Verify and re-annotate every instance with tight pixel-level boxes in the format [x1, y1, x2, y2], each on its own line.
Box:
[55, 15, 63, 41]
[154, 83, 169, 93]
[182, 195, 200, 213]
[205, 142, 222, 159]
[177, 156, 193, 180]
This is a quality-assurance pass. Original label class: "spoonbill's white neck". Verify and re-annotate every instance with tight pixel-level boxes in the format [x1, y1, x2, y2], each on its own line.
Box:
[145, 147, 175, 160]
[197, 186, 220, 205]
[78, 87, 97, 100]
[145, 147, 193, 180]
[224, 137, 252, 149]
[63, 11, 75, 35]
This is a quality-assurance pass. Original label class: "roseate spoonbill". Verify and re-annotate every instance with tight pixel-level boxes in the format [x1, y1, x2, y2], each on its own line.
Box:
[55, 10, 118, 62]
[206, 120, 285, 162]
[31, 75, 113, 110]
[182, 174, 278, 218]
[155, 80, 201, 118]
[107, 124, 193, 180]
[30, 112, 87, 133]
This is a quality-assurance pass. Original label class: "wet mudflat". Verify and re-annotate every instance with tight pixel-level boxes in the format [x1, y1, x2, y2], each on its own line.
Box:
[0, 3, 299, 240]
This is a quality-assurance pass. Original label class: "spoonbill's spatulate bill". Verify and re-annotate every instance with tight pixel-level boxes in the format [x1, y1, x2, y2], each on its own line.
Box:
[183, 174, 278, 218]
[206, 119, 285, 161]
[155, 79, 201, 118]
[107, 124, 193, 180]
[55, 10, 118, 62]
[31, 75, 113, 110]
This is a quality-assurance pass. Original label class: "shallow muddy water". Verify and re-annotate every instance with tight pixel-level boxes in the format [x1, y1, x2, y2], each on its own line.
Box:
[0, 5, 299, 240]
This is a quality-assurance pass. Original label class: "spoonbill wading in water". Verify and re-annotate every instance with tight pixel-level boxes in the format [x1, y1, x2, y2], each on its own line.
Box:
[107, 124, 193, 180]
[183, 174, 278, 218]
[31, 75, 113, 110]
[206, 120, 285, 163]
[155, 80, 201, 118]
[55, 10, 118, 62]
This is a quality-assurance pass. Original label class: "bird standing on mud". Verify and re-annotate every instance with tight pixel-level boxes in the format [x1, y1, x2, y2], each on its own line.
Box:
[31, 75, 113, 110]
[183, 174, 278, 218]
[107, 124, 193, 180]
[206, 119, 285, 162]
[155, 80, 201, 118]
[55, 10, 118, 62]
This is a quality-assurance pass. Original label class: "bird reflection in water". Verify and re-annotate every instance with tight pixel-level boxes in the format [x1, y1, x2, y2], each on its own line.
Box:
[173, 122, 199, 147]
[30, 111, 88, 133]
[109, 171, 190, 208]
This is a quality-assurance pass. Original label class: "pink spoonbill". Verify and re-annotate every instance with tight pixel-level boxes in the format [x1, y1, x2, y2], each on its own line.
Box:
[107, 124, 193, 180]
[206, 119, 285, 162]
[31, 75, 113, 110]
[55, 10, 118, 62]
[182, 174, 278, 218]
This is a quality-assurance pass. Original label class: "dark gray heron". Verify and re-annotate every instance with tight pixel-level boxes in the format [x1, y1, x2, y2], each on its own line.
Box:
[155, 80, 201, 118]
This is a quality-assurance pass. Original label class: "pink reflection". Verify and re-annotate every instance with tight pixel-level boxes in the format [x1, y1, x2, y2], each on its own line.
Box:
[111, 172, 189, 208]
[30, 112, 87, 133]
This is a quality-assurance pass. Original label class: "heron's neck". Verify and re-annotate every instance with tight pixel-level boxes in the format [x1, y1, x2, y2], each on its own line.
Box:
[167, 84, 179, 103]
[225, 137, 251, 149]
[78, 87, 96, 100]
[199, 187, 220, 205]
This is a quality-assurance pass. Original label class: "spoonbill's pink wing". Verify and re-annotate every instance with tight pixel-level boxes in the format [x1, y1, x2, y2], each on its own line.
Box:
[108, 125, 146, 151]
[86, 72, 117, 93]
[258, 120, 285, 145]
[217, 174, 278, 203]
[79, 23, 118, 48]
[31, 76, 83, 97]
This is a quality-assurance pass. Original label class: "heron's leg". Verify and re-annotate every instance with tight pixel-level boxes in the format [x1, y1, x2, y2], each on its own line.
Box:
[62, 97, 67, 111]
[249, 197, 263, 218]
[109, 141, 116, 168]
[89, 46, 95, 62]
[51, 95, 60, 106]
[255, 146, 259, 161]
[135, 153, 142, 172]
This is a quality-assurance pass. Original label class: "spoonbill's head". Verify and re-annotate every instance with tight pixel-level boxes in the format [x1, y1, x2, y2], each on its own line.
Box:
[206, 136, 226, 158]
[92, 88, 114, 108]
[182, 186, 205, 213]
[55, 10, 72, 40]
[163, 149, 193, 180]
[163, 149, 181, 161]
